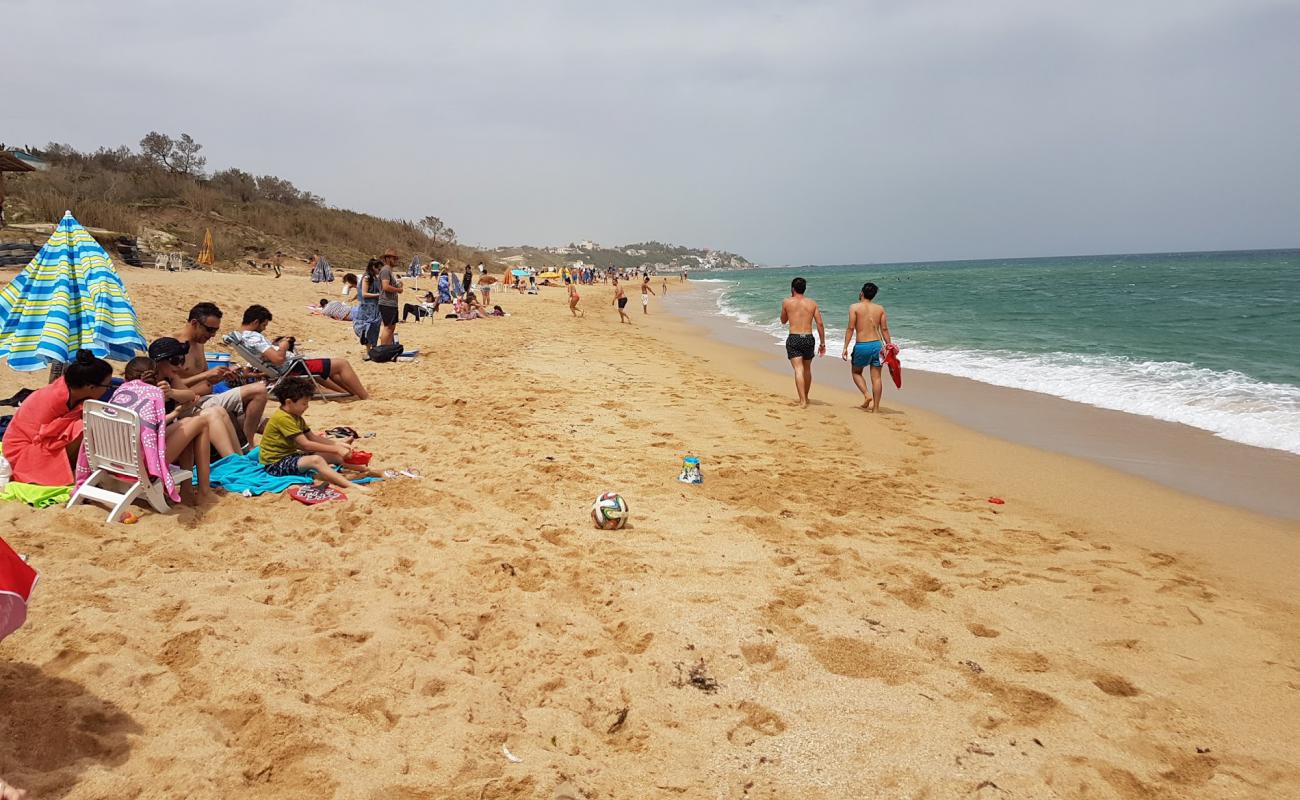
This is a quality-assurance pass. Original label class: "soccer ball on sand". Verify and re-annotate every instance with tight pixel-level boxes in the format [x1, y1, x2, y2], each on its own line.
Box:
[591, 492, 630, 530]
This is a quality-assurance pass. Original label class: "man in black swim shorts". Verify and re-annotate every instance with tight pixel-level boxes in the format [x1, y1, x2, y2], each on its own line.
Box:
[613, 278, 632, 324]
[779, 277, 825, 408]
[785, 333, 816, 360]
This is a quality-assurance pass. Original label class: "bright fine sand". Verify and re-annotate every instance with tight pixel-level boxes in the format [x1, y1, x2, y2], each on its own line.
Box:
[1, 268, 1298, 800]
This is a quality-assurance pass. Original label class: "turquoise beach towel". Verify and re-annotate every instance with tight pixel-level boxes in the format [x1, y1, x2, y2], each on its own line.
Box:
[200, 448, 380, 495]
[201, 449, 310, 495]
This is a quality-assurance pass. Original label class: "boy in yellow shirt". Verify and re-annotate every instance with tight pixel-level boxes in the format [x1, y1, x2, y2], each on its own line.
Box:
[259, 378, 366, 491]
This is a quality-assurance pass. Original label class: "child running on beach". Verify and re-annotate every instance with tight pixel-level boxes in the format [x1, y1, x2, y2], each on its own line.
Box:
[259, 378, 367, 492]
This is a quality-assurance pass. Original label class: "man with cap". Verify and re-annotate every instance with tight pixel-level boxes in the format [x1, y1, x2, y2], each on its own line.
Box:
[169, 301, 269, 447]
[377, 248, 404, 346]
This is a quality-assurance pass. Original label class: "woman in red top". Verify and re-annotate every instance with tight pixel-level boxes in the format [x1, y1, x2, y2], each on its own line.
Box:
[1, 351, 112, 485]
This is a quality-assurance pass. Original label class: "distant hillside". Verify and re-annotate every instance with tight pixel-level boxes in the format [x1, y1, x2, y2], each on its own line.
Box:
[1, 136, 490, 272]
[491, 240, 754, 272]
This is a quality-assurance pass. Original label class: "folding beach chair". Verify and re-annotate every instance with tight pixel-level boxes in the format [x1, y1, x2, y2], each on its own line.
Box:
[221, 333, 349, 400]
[67, 401, 191, 521]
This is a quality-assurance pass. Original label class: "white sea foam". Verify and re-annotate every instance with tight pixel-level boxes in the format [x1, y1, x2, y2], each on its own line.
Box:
[707, 282, 1300, 455]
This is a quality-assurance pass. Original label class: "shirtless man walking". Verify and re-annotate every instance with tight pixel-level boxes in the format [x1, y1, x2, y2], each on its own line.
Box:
[841, 281, 892, 411]
[612, 278, 632, 324]
[780, 277, 825, 408]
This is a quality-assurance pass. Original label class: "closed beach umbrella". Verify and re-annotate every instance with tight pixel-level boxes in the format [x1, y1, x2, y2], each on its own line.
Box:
[197, 228, 215, 265]
[0, 211, 147, 372]
[0, 536, 38, 642]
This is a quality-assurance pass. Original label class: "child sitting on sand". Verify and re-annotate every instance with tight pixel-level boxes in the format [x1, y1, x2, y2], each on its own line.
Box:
[259, 378, 367, 492]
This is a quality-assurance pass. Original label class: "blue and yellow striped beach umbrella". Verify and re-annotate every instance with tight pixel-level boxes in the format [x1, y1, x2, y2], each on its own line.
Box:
[0, 211, 146, 371]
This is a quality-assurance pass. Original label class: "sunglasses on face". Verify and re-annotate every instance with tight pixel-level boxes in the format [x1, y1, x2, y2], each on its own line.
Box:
[164, 356, 185, 366]
[194, 321, 219, 335]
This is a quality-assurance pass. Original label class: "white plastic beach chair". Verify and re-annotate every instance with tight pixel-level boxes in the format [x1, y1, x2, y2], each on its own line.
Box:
[221, 333, 349, 400]
[66, 401, 191, 521]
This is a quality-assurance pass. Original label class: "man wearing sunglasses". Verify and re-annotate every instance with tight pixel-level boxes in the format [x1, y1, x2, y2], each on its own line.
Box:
[168, 302, 268, 448]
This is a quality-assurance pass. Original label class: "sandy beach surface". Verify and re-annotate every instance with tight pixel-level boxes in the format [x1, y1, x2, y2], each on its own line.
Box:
[1, 268, 1298, 799]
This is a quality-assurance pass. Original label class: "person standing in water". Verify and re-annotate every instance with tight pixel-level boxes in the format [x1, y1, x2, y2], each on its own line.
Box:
[612, 278, 632, 324]
[780, 277, 825, 408]
[841, 281, 892, 412]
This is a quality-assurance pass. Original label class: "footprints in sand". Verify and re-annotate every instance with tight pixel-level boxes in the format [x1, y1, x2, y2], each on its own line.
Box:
[967, 623, 1001, 638]
[969, 674, 1061, 727]
[727, 701, 787, 745]
[740, 642, 779, 666]
[1093, 674, 1142, 697]
[809, 636, 914, 685]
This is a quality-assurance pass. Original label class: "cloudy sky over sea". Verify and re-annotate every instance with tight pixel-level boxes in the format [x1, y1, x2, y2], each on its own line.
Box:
[7, 0, 1299, 264]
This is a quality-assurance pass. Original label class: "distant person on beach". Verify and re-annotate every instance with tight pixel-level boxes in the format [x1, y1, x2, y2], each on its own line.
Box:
[640, 277, 656, 314]
[318, 298, 353, 321]
[662, 278, 668, 295]
[378, 248, 403, 345]
[841, 281, 893, 412]
[402, 292, 437, 322]
[353, 260, 383, 347]
[780, 276, 825, 408]
[612, 278, 632, 323]
[437, 270, 452, 305]
[568, 279, 584, 317]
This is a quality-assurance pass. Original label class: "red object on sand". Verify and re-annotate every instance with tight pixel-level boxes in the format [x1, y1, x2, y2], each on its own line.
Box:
[289, 484, 347, 505]
[344, 449, 372, 466]
[884, 343, 902, 389]
[0, 536, 39, 642]
[988, 497, 1005, 505]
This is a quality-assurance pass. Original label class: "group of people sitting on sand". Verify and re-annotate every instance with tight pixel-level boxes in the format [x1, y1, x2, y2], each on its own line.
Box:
[1, 301, 374, 506]
[315, 251, 505, 331]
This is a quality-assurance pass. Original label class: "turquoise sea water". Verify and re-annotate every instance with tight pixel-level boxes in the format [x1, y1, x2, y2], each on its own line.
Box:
[696, 250, 1300, 454]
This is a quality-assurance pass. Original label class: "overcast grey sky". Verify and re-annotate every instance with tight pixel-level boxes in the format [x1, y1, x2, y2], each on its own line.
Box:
[8, 0, 1299, 264]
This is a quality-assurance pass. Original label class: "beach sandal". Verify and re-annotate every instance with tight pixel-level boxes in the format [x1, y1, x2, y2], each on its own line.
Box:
[382, 468, 423, 479]
[325, 426, 360, 441]
[288, 483, 347, 505]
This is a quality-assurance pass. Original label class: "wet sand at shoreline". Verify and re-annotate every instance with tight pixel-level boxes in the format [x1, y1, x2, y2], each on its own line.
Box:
[665, 284, 1300, 523]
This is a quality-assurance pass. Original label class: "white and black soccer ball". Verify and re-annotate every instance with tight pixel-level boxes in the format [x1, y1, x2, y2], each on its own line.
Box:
[591, 492, 630, 530]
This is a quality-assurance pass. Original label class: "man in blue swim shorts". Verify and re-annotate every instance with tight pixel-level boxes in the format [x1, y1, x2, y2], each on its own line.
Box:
[841, 282, 893, 412]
